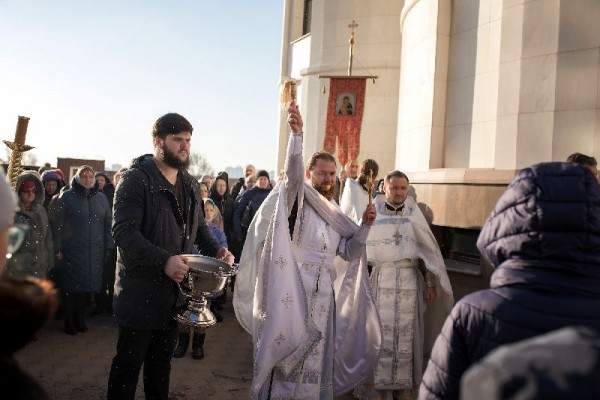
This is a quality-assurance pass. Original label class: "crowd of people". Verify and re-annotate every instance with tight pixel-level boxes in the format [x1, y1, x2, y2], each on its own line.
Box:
[1, 108, 599, 400]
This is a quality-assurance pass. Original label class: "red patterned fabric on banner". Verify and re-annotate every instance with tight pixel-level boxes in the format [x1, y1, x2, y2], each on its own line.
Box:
[323, 77, 366, 166]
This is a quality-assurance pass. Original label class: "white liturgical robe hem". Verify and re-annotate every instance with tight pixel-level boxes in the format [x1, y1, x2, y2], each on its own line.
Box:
[250, 183, 322, 400]
[233, 185, 279, 335]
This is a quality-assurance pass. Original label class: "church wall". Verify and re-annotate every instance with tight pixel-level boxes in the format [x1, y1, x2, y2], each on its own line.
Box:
[495, 0, 600, 169]
[404, 0, 600, 227]
[552, 1, 600, 162]
[409, 168, 514, 229]
[444, 0, 502, 168]
[501, 0, 560, 168]
[396, 0, 449, 171]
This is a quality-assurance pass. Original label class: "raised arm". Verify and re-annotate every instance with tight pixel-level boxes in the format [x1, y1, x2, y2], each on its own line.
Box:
[284, 106, 305, 210]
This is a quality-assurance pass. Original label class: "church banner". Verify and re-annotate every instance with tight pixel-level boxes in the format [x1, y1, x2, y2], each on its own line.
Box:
[323, 77, 366, 166]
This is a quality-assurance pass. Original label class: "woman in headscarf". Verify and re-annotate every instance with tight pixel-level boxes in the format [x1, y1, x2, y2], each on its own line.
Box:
[5, 171, 54, 280]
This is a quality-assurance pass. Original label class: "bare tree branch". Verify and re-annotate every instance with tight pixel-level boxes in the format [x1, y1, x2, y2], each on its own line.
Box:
[22, 152, 38, 166]
[188, 151, 214, 180]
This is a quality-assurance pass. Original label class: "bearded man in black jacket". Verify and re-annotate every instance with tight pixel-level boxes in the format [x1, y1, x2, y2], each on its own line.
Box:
[107, 113, 234, 400]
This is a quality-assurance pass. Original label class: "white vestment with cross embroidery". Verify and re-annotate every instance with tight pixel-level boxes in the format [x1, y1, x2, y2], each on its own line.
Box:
[354, 195, 454, 399]
[248, 135, 382, 400]
[268, 199, 364, 399]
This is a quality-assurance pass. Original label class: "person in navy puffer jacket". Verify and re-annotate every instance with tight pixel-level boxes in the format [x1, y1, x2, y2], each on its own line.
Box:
[419, 162, 600, 400]
[232, 170, 272, 242]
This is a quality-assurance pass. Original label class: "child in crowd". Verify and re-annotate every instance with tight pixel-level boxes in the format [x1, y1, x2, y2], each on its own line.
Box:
[204, 199, 227, 248]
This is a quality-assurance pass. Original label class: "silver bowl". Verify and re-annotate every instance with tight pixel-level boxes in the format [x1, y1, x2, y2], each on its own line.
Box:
[175, 255, 238, 329]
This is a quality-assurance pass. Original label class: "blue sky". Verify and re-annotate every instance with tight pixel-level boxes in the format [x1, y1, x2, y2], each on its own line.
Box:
[0, 0, 284, 175]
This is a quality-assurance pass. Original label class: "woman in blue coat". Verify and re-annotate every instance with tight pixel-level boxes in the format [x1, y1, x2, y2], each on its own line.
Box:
[50, 166, 113, 335]
[419, 162, 600, 400]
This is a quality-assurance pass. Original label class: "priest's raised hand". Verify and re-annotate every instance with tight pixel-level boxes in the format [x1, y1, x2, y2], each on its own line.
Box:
[287, 105, 303, 135]
[361, 203, 376, 226]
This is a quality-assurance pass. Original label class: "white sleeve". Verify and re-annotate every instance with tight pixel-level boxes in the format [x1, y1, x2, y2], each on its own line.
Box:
[340, 179, 365, 225]
[337, 224, 370, 261]
[284, 134, 304, 211]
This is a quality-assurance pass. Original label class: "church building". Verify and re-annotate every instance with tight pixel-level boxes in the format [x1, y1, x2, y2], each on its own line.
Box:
[276, 0, 600, 297]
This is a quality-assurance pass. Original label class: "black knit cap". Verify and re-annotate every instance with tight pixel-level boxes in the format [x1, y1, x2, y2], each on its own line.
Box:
[256, 170, 270, 180]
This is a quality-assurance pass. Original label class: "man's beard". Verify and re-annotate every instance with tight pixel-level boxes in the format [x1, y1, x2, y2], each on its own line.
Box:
[314, 182, 336, 201]
[162, 143, 190, 169]
[77, 179, 93, 190]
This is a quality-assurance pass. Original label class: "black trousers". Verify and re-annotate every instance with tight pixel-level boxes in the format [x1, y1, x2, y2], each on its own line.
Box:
[98, 249, 117, 312]
[107, 323, 178, 400]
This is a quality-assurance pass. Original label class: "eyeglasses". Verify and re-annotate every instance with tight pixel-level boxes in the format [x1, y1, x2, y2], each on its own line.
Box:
[6, 224, 29, 259]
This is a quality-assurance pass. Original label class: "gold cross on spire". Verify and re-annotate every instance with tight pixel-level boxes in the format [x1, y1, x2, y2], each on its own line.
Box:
[348, 19, 359, 76]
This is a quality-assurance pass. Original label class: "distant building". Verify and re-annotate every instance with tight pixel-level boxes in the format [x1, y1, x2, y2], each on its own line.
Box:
[57, 158, 105, 183]
[224, 166, 244, 179]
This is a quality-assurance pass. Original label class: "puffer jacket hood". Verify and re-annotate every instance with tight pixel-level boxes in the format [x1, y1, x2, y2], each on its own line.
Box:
[128, 154, 176, 191]
[477, 162, 600, 295]
[69, 175, 99, 197]
[94, 171, 115, 209]
[15, 171, 44, 208]
[210, 171, 230, 201]
[40, 169, 65, 197]
[41, 169, 61, 184]
[95, 171, 111, 183]
[129, 154, 164, 180]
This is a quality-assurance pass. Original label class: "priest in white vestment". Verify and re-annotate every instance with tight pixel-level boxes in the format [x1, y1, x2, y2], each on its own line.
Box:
[339, 159, 379, 224]
[234, 106, 382, 400]
[354, 170, 454, 400]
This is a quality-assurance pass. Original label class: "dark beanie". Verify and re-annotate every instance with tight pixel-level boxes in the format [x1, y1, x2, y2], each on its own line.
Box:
[41, 170, 61, 183]
[95, 171, 111, 183]
[257, 170, 270, 180]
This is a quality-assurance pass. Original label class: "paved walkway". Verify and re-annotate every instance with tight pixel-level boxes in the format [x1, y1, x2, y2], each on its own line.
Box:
[15, 294, 355, 399]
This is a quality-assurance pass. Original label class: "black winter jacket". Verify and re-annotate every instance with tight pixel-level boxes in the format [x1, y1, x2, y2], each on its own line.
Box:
[419, 162, 600, 400]
[50, 177, 113, 293]
[113, 154, 221, 329]
[232, 186, 272, 239]
[230, 177, 246, 200]
[209, 175, 235, 243]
